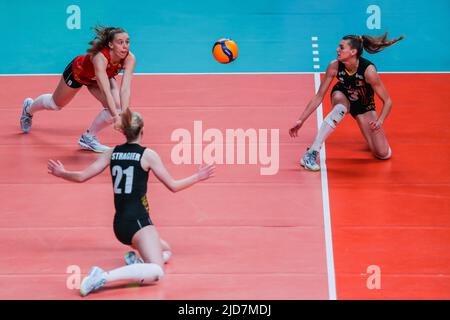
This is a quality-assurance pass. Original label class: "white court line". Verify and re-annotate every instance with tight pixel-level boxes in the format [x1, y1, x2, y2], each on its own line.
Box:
[314, 72, 337, 300]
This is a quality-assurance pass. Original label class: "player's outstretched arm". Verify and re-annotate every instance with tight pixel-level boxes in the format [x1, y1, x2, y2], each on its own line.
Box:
[289, 61, 338, 137]
[365, 65, 392, 131]
[48, 150, 112, 183]
[144, 149, 215, 192]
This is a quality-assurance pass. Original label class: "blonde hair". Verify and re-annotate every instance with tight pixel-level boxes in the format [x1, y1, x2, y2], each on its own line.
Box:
[120, 109, 144, 142]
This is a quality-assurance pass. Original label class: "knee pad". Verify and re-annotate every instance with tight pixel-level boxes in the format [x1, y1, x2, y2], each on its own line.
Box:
[42, 94, 61, 111]
[324, 104, 347, 129]
[143, 263, 165, 284]
[376, 147, 392, 160]
[163, 250, 172, 264]
[153, 264, 165, 280]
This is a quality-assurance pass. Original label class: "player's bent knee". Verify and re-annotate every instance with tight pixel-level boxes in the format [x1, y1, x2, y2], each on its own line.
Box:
[43, 94, 62, 111]
[324, 104, 347, 129]
[144, 263, 165, 284]
[375, 147, 392, 160]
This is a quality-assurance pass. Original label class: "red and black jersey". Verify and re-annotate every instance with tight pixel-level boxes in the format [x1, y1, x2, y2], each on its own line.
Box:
[71, 47, 128, 86]
[335, 57, 375, 106]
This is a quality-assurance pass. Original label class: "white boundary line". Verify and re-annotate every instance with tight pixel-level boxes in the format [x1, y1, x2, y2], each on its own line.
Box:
[314, 72, 337, 300]
[0, 71, 449, 76]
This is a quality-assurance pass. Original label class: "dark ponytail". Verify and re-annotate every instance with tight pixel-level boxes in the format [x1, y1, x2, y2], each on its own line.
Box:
[343, 32, 404, 57]
[120, 109, 144, 142]
[87, 26, 127, 55]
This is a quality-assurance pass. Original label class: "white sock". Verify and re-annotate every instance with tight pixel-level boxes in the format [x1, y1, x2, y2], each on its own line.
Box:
[135, 251, 171, 264]
[103, 263, 164, 285]
[310, 104, 347, 152]
[85, 109, 113, 136]
[310, 122, 335, 152]
[28, 94, 59, 115]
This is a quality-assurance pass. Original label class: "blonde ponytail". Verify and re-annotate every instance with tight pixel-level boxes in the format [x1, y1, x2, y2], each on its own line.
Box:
[121, 109, 144, 142]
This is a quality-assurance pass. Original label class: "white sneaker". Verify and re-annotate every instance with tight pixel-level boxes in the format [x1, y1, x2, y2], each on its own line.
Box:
[124, 251, 144, 265]
[300, 149, 320, 171]
[78, 133, 111, 153]
[20, 98, 34, 133]
[80, 266, 106, 297]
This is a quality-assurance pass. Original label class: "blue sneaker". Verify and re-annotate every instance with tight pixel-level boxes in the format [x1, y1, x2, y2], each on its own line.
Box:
[300, 149, 320, 171]
[78, 133, 111, 153]
[80, 266, 106, 297]
[124, 251, 144, 265]
[20, 98, 34, 133]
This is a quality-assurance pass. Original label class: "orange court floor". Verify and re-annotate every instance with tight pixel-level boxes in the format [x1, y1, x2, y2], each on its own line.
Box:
[0, 73, 448, 299]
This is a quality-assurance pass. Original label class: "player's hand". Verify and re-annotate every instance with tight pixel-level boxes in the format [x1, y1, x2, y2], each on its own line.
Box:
[197, 164, 215, 181]
[369, 119, 383, 131]
[113, 114, 122, 131]
[289, 119, 304, 137]
[48, 160, 65, 177]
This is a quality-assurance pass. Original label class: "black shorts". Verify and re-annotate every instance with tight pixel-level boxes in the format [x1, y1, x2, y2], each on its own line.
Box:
[113, 215, 153, 245]
[62, 60, 83, 89]
[331, 83, 375, 118]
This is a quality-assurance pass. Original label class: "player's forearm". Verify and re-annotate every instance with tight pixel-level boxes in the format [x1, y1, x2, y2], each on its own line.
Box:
[298, 96, 322, 122]
[120, 87, 131, 111]
[58, 170, 86, 183]
[169, 174, 200, 192]
[96, 78, 119, 117]
[379, 98, 392, 123]
[104, 92, 119, 117]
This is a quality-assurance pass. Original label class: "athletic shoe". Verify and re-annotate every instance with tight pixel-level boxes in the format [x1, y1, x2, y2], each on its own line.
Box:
[124, 251, 144, 265]
[80, 266, 106, 297]
[78, 133, 111, 153]
[20, 98, 34, 133]
[300, 149, 320, 171]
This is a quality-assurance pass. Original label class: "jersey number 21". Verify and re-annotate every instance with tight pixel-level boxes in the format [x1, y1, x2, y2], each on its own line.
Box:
[112, 165, 134, 194]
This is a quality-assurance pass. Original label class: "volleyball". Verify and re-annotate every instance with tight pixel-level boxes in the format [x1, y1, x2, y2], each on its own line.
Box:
[212, 38, 238, 64]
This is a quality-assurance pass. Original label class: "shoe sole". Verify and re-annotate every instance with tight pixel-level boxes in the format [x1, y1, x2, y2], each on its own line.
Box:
[80, 267, 103, 297]
[20, 119, 30, 133]
[300, 159, 320, 171]
[78, 141, 109, 153]
[79, 280, 89, 297]
[80, 274, 94, 297]
[20, 98, 33, 133]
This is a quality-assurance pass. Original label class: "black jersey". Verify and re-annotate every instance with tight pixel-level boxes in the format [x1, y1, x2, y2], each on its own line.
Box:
[335, 57, 375, 107]
[110, 143, 149, 220]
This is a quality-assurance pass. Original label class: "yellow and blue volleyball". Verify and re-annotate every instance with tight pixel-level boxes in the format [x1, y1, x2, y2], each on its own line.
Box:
[212, 38, 238, 64]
